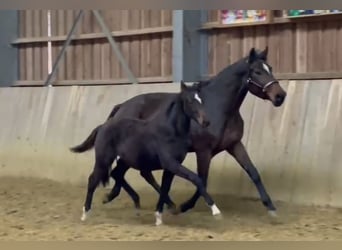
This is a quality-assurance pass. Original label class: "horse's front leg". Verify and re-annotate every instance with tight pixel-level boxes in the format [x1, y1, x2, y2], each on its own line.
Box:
[178, 150, 212, 213]
[156, 157, 221, 226]
[227, 141, 277, 217]
[154, 170, 175, 226]
[140, 170, 177, 212]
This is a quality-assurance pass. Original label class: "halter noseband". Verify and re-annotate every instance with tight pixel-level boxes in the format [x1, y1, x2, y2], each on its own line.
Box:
[247, 78, 279, 92]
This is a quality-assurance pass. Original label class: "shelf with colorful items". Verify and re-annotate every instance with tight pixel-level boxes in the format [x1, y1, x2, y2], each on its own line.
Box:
[283, 10, 342, 19]
[202, 10, 342, 30]
[219, 10, 272, 27]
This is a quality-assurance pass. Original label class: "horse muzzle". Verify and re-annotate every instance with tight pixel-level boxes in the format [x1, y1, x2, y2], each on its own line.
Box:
[273, 93, 286, 107]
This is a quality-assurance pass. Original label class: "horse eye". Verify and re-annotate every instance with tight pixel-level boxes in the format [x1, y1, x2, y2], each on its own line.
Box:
[255, 71, 262, 75]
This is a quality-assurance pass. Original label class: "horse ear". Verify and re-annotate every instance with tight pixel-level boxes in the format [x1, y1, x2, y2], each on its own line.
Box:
[259, 46, 269, 60]
[247, 47, 258, 64]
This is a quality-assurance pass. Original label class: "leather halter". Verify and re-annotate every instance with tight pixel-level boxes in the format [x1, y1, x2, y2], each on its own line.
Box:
[247, 78, 279, 92]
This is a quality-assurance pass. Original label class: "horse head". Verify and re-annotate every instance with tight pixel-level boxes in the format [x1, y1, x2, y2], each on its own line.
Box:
[245, 47, 287, 107]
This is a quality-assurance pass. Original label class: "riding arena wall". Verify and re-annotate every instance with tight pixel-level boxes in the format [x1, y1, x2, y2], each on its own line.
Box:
[0, 80, 341, 208]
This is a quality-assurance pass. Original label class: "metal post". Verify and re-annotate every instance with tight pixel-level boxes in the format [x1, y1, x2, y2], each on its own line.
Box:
[172, 10, 184, 83]
[92, 10, 138, 84]
[44, 10, 84, 86]
[173, 10, 205, 82]
[0, 10, 18, 86]
[199, 10, 208, 80]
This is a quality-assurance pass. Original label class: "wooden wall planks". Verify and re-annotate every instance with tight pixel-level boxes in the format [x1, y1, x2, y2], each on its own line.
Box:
[17, 10, 173, 85]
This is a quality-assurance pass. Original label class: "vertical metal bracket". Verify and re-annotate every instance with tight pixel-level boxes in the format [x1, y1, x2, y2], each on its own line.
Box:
[44, 10, 138, 86]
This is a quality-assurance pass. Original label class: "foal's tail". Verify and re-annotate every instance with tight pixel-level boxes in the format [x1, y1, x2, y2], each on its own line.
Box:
[69, 125, 102, 153]
[69, 104, 122, 154]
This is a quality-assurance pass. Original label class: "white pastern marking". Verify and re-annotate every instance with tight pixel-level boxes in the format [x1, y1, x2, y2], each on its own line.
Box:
[268, 210, 278, 218]
[210, 204, 221, 216]
[194, 93, 202, 104]
[262, 63, 271, 74]
[81, 206, 88, 221]
[155, 211, 163, 226]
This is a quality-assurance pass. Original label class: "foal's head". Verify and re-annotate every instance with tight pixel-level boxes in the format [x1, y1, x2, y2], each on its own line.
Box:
[245, 47, 287, 107]
[179, 80, 210, 128]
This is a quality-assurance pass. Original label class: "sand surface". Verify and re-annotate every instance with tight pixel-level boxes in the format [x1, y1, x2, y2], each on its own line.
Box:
[0, 176, 341, 241]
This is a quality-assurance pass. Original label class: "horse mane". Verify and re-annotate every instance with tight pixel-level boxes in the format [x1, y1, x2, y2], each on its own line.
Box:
[213, 48, 267, 81]
[189, 49, 266, 89]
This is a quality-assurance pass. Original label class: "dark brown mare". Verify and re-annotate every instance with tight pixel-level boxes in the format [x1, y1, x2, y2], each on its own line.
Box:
[71, 81, 220, 225]
[72, 47, 287, 218]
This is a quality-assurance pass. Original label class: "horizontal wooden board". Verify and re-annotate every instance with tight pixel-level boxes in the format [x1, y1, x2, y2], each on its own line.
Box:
[205, 18, 342, 77]
[13, 76, 172, 86]
[12, 26, 173, 44]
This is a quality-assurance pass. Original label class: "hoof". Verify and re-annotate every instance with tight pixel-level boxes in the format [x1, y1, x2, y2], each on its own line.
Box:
[155, 212, 163, 226]
[81, 207, 88, 221]
[102, 194, 110, 204]
[268, 210, 283, 225]
[155, 220, 163, 226]
[167, 204, 179, 215]
[268, 210, 278, 218]
[135, 209, 141, 217]
[179, 203, 192, 214]
[172, 206, 185, 215]
[210, 204, 221, 216]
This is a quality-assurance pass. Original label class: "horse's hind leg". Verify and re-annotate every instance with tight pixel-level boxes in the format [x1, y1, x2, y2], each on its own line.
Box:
[140, 170, 177, 212]
[82, 159, 111, 221]
[120, 179, 141, 212]
[103, 160, 130, 204]
[103, 160, 141, 212]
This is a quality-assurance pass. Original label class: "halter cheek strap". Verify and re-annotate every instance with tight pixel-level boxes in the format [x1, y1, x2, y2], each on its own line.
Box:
[247, 78, 279, 92]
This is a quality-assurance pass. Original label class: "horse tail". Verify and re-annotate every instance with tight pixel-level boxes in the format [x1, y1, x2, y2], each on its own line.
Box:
[69, 125, 102, 153]
[106, 103, 122, 121]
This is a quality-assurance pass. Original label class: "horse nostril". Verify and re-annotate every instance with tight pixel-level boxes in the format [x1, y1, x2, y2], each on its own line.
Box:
[273, 94, 285, 106]
[275, 94, 284, 103]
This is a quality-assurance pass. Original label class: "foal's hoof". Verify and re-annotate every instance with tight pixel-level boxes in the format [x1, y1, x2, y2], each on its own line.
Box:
[102, 194, 110, 204]
[267, 210, 283, 225]
[211, 204, 223, 220]
[171, 206, 184, 216]
[167, 204, 179, 215]
[155, 212, 163, 226]
[81, 206, 89, 221]
[268, 210, 278, 218]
